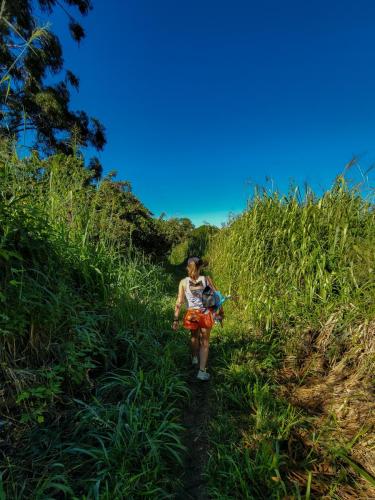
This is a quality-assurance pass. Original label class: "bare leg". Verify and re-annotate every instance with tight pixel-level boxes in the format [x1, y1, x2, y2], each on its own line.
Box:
[199, 328, 211, 371]
[190, 329, 200, 357]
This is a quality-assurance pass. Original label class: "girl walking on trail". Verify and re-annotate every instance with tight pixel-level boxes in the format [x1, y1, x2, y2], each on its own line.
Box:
[172, 257, 217, 381]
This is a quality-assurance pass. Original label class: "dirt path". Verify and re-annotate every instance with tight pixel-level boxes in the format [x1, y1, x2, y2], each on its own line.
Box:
[170, 266, 214, 499]
[177, 365, 213, 500]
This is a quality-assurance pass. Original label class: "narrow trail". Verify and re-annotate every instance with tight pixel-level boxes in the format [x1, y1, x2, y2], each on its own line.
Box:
[177, 363, 213, 500]
[169, 266, 214, 499]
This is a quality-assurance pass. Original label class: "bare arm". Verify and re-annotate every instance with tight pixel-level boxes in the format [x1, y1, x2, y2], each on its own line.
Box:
[172, 280, 185, 330]
[206, 275, 217, 291]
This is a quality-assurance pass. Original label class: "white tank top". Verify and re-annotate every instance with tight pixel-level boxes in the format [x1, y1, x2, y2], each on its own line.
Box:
[184, 275, 208, 310]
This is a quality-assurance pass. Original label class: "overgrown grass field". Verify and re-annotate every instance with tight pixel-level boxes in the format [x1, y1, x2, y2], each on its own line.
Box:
[206, 177, 375, 498]
[1, 140, 374, 499]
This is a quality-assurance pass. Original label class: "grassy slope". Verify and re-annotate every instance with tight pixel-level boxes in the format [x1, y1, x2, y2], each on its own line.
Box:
[206, 179, 375, 499]
[0, 146, 190, 499]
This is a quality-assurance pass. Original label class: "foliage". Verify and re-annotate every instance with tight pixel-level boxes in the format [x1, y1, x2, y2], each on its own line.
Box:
[208, 179, 375, 334]
[91, 174, 171, 257]
[206, 325, 305, 499]
[0, 141, 188, 498]
[187, 224, 219, 259]
[156, 216, 194, 248]
[0, 0, 106, 158]
[169, 224, 218, 265]
[206, 177, 375, 498]
[0, 144, 171, 258]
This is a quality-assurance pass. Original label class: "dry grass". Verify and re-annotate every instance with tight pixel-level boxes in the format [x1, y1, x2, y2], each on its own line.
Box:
[282, 319, 375, 497]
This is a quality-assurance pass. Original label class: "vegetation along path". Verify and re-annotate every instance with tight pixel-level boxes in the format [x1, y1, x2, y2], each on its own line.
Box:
[1, 146, 374, 498]
[1, 2, 375, 498]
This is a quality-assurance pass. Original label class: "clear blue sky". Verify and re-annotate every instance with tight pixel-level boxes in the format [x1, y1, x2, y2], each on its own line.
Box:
[40, 0, 375, 226]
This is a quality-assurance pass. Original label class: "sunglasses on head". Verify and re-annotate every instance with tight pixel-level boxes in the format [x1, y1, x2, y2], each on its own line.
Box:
[188, 257, 203, 266]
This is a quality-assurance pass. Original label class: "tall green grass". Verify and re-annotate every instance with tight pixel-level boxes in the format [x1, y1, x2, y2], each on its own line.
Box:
[209, 177, 375, 337]
[206, 176, 375, 498]
[0, 142, 188, 498]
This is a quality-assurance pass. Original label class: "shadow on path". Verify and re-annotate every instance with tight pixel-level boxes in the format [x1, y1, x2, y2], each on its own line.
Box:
[177, 366, 212, 500]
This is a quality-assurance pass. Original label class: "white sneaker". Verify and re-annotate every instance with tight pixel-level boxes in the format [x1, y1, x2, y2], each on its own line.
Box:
[197, 369, 210, 381]
[192, 356, 199, 366]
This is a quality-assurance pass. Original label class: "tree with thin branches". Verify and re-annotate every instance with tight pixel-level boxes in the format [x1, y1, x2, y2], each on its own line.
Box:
[0, 0, 106, 158]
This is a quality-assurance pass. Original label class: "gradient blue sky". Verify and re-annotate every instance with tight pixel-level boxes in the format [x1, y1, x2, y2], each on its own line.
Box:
[37, 0, 375, 226]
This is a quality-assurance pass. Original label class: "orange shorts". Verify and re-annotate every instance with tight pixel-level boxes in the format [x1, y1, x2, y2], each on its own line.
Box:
[183, 309, 214, 330]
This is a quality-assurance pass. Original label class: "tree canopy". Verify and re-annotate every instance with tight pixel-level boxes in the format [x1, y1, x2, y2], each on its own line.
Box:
[156, 216, 195, 248]
[0, 0, 106, 157]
